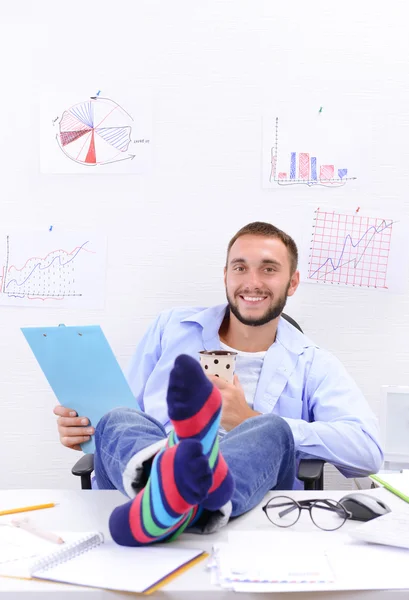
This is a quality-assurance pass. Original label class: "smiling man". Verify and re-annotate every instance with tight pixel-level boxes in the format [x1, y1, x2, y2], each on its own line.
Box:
[54, 221, 383, 546]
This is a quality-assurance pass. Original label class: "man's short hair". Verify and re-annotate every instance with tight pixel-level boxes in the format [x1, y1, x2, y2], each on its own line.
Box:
[226, 221, 298, 274]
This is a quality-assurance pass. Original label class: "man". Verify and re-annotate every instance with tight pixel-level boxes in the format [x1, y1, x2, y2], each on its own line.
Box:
[54, 222, 383, 546]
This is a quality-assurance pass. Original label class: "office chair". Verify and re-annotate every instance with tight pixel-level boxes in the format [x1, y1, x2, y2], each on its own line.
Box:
[72, 313, 325, 491]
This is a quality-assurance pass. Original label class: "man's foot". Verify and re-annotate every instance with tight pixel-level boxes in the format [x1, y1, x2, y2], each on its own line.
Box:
[109, 439, 212, 546]
[166, 354, 234, 511]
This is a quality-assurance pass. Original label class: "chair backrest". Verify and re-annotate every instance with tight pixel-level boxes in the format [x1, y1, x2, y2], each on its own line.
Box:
[281, 313, 324, 491]
[282, 313, 303, 333]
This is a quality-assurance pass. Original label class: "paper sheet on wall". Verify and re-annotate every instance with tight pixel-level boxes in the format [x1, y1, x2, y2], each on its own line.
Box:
[297, 207, 409, 293]
[40, 88, 152, 174]
[262, 104, 359, 189]
[0, 230, 107, 308]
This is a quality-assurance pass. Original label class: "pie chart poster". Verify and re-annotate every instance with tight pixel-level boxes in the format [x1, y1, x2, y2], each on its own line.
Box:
[40, 90, 152, 174]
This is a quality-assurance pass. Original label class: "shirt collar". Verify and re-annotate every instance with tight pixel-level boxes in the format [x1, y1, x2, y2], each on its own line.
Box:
[276, 316, 316, 355]
[181, 304, 229, 348]
[181, 303, 315, 355]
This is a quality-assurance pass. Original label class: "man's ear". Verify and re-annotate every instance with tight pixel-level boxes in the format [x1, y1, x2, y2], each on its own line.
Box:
[223, 266, 227, 287]
[287, 270, 300, 297]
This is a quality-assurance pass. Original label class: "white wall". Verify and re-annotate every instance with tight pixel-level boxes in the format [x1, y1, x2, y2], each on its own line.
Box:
[1, 0, 408, 490]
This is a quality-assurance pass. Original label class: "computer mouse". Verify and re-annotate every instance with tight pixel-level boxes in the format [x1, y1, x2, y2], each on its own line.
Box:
[339, 493, 391, 521]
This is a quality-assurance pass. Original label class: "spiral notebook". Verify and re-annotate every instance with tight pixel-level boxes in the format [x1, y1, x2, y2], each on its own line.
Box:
[1, 530, 205, 593]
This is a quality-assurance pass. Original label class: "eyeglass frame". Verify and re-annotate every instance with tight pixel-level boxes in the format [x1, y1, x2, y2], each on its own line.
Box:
[262, 495, 353, 531]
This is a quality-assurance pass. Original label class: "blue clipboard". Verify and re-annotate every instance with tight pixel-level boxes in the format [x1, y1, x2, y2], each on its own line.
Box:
[21, 324, 136, 453]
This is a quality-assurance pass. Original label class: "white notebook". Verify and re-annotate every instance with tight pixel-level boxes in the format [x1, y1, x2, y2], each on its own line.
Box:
[0, 527, 91, 577]
[0, 530, 205, 593]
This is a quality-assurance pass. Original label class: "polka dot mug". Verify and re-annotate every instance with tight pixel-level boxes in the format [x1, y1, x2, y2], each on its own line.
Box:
[199, 350, 237, 383]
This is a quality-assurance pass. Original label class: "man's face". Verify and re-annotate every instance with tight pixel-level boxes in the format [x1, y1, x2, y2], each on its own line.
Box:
[224, 234, 299, 327]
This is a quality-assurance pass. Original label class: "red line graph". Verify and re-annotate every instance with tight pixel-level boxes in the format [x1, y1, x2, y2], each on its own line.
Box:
[2, 240, 95, 301]
[307, 209, 393, 288]
[7, 244, 95, 273]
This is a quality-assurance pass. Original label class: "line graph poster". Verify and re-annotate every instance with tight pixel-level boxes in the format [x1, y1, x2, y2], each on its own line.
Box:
[41, 90, 152, 174]
[0, 231, 107, 308]
[262, 110, 358, 189]
[300, 208, 406, 292]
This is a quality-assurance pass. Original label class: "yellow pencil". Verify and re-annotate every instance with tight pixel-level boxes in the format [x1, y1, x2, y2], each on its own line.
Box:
[0, 503, 57, 517]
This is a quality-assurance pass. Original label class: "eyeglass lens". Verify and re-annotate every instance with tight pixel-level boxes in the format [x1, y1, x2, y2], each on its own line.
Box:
[264, 496, 349, 531]
[264, 496, 300, 527]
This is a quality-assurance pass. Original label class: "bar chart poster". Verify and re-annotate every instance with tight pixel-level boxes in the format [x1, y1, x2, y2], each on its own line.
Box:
[299, 208, 407, 292]
[262, 113, 358, 189]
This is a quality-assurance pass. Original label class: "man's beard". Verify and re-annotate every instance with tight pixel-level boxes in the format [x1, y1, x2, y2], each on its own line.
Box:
[226, 285, 290, 327]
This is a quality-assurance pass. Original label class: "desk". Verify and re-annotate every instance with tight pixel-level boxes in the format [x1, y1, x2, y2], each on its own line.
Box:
[0, 487, 407, 599]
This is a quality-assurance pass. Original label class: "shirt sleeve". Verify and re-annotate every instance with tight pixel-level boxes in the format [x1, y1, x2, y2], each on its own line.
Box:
[281, 349, 384, 477]
[125, 311, 170, 411]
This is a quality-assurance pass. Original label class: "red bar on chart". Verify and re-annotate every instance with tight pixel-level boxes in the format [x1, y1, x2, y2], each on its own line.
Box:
[278, 172, 287, 179]
[320, 165, 334, 181]
[299, 153, 310, 180]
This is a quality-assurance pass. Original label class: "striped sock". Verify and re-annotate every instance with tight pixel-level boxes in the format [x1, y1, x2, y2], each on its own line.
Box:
[166, 354, 234, 511]
[109, 439, 212, 546]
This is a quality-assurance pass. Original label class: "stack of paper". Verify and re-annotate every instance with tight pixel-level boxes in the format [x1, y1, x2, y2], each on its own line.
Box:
[349, 511, 409, 550]
[209, 531, 409, 592]
[211, 542, 335, 592]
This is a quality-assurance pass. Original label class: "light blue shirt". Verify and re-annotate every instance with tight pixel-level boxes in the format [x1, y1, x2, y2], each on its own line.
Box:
[126, 304, 383, 478]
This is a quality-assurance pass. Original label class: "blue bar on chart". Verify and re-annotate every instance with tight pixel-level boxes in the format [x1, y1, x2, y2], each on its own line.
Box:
[311, 157, 317, 181]
[290, 153, 296, 179]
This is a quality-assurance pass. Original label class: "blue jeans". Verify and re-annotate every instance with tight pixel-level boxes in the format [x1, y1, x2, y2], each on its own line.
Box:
[94, 408, 295, 518]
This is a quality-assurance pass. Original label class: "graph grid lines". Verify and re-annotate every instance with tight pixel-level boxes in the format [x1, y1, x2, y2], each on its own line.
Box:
[307, 209, 394, 288]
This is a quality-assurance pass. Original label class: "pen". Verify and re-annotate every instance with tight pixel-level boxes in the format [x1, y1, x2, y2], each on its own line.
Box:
[12, 519, 64, 545]
[0, 503, 57, 517]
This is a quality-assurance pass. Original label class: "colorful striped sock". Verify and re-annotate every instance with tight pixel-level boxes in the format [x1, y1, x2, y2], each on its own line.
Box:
[166, 354, 234, 511]
[109, 438, 212, 546]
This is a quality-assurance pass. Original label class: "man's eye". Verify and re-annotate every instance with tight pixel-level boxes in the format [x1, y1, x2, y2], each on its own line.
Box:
[234, 266, 245, 272]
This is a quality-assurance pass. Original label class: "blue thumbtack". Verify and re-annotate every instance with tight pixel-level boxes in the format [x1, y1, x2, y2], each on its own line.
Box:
[319, 107, 323, 113]
[49, 225, 53, 232]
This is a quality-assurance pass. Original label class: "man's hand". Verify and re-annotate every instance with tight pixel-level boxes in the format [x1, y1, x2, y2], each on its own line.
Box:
[53, 405, 95, 451]
[208, 374, 260, 431]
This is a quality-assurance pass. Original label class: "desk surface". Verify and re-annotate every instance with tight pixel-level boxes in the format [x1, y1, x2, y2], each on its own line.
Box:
[0, 486, 407, 599]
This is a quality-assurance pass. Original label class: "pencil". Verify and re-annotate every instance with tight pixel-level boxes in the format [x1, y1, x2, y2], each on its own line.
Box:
[12, 519, 64, 545]
[0, 503, 57, 517]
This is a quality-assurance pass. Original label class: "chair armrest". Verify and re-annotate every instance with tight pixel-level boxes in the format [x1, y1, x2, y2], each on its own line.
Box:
[72, 454, 94, 490]
[298, 459, 325, 490]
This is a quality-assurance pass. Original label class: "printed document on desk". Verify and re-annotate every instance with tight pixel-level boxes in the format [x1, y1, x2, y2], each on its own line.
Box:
[211, 530, 409, 592]
[349, 510, 409, 550]
[21, 325, 136, 453]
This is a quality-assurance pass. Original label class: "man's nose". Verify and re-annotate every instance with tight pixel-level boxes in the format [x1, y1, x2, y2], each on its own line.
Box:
[245, 270, 262, 288]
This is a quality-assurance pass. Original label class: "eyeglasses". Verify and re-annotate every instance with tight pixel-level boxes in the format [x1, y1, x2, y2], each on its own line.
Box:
[262, 495, 352, 531]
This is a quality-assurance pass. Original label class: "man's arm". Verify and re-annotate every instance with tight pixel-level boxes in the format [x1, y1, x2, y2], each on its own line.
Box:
[125, 311, 170, 409]
[281, 349, 384, 477]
